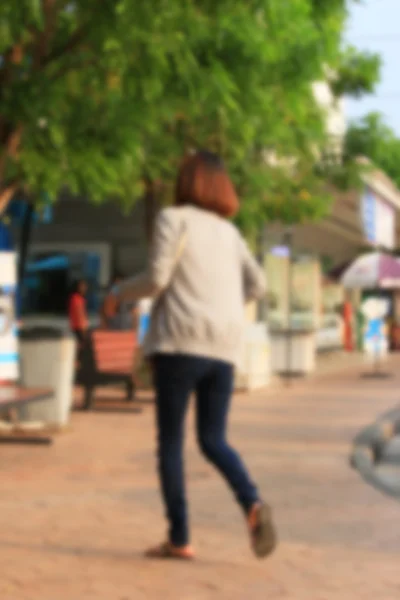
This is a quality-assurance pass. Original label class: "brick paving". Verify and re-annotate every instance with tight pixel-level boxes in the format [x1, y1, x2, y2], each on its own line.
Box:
[1, 358, 400, 599]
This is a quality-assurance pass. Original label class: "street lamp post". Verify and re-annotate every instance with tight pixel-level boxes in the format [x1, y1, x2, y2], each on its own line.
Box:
[283, 227, 294, 384]
[258, 224, 268, 323]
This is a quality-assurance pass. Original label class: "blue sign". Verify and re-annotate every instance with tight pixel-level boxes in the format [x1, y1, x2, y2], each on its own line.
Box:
[0, 222, 13, 250]
[5, 197, 53, 225]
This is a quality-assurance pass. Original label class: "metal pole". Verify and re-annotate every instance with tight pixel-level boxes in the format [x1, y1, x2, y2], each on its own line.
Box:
[258, 224, 268, 323]
[284, 228, 293, 385]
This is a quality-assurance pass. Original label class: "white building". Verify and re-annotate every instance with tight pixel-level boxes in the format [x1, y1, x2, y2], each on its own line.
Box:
[312, 80, 347, 149]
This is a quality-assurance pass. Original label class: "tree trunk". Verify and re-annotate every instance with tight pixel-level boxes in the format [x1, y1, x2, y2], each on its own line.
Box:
[0, 123, 23, 213]
[18, 202, 34, 285]
[143, 181, 160, 244]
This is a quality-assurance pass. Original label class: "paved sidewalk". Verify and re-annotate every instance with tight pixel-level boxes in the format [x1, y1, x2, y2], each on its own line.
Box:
[1, 359, 400, 599]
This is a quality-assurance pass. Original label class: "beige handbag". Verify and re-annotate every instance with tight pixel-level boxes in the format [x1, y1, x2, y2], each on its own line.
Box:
[149, 221, 187, 308]
[173, 225, 187, 270]
[145, 222, 187, 374]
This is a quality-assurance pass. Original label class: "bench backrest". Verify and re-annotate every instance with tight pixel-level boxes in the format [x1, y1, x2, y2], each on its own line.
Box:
[0, 385, 53, 412]
[92, 330, 137, 374]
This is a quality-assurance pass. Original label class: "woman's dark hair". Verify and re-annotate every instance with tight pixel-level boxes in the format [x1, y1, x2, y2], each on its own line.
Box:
[70, 279, 86, 294]
[111, 271, 124, 285]
[175, 150, 239, 218]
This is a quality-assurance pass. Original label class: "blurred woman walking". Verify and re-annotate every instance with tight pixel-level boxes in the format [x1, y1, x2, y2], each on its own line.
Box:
[115, 151, 277, 560]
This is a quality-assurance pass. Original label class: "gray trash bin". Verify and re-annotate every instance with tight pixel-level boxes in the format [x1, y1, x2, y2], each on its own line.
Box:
[18, 327, 77, 428]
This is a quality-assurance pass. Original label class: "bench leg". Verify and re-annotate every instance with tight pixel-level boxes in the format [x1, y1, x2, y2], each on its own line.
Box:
[7, 408, 19, 426]
[83, 385, 94, 411]
[126, 378, 135, 402]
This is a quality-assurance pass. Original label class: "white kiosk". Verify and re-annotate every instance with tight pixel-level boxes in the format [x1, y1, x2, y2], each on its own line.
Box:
[0, 252, 19, 381]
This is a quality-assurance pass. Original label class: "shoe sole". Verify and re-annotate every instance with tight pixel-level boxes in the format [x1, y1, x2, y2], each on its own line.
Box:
[145, 542, 195, 561]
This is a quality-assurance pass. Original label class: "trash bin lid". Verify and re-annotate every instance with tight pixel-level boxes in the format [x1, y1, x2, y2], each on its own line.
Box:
[19, 326, 66, 340]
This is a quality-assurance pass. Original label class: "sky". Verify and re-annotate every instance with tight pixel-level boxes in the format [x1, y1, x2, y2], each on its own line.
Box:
[346, 0, 400, 133]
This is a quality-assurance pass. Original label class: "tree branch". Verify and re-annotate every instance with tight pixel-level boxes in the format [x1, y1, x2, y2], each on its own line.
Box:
[6, 125, 24, 159]
[0, 182, 18, 216]
[34, 0, 59, 68]
[44, 24, 89, 66]
[0, 124, 23, 183]
[50, 57, 98, 81]
[0, 48, 14, 89]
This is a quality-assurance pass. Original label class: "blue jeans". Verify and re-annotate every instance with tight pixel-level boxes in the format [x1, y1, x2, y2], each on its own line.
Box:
[152, 353, 260, 547]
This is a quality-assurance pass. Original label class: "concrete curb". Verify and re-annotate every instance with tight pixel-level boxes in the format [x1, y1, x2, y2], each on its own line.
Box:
[350, 410, 400, 499]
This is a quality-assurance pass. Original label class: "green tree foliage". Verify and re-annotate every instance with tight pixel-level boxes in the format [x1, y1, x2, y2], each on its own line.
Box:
[331, 47, 381, 98]
[344, 113, 400, 189]
[0, 0, 381, 235]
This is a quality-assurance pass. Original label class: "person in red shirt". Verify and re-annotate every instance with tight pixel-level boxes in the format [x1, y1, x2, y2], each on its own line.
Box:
[68, 279, 88, 343]
[342, 299, 354, 352]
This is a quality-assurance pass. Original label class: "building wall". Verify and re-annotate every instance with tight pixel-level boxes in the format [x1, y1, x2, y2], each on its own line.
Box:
[266, 176, 400, 267]
[22, 193, 148, 284]
[16, 164, 400, 289]
[312, 81, 346, 149]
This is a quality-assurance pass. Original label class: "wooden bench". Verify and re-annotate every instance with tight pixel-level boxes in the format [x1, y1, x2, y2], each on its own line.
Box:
[75, 329, 138, 410]
[0, 385, 54, 444]
[390, 324, 400, 351]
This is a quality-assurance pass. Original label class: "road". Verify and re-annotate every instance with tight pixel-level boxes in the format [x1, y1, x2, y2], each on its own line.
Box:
[0, 360, 400, 599]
